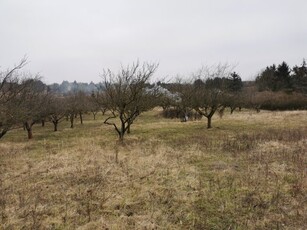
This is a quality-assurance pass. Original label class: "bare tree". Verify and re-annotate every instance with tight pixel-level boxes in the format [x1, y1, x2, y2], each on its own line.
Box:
[89, 93, 102, 120]
[0, 58, 35, 139]
[75, 91, 88, 125]
[192, 64, 233, 129]
[48, 96, 67, 132]
[0, 58, 27, 106]
[170, 80, 195, 122]
[97, 61, 158, 142]
[66, 94, 77, 128]
[21, 79, 49, 139]
[65, 90, 89, 128]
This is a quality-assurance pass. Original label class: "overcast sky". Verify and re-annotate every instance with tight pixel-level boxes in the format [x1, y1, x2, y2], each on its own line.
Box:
[1, 0, 306, 83]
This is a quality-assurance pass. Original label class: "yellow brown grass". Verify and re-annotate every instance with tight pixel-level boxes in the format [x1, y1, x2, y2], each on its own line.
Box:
[0, 109, 306, 229]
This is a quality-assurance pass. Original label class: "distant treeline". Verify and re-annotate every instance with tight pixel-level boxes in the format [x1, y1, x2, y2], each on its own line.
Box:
[48, 81, 102, 94]
[255, 60, 307, 94]
[1, 59, 306, 141]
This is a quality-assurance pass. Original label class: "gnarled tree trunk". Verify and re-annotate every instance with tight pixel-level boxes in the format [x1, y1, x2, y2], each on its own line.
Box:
[53, 121, 58, 132]
[24, 121, 35, 139]
[0, 129, 8, 139]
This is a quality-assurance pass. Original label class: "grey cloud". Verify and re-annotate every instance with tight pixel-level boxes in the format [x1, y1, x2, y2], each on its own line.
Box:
[1, 0, 307, 83]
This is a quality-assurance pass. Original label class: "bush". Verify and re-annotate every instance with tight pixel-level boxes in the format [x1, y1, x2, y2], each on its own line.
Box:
[160, 107, 202, 121]
[257, 92, 307, 110]
[244, 90, 307, 111]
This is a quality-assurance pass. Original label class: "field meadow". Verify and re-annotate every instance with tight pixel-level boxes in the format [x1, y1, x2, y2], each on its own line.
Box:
[0, 108, 306, 229]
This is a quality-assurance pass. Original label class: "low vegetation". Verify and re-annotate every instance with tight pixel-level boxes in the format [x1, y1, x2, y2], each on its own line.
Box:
[1, 59, 306, 229]
[1, 109, 306, 229]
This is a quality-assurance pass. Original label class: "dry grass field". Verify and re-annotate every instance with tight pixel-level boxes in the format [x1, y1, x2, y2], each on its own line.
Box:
[0, 109, 306, 229]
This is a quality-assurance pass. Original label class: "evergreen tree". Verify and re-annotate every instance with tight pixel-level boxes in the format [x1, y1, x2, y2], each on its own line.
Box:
[292, 59, 307, 94]
[255, 65, 276, 91]
[228, 72, 243, 92]
[275, 61, 291, 91]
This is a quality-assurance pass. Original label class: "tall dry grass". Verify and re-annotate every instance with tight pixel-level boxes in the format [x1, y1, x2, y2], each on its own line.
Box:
[0, 109, 306, 229]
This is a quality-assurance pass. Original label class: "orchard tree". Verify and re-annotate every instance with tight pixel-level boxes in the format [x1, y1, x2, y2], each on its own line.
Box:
[48, 96, 67, 132]
[0, 58, 36, 139]
[173, 80, 196, 121]
[0, 58, 27, 106]
[88, 94, 101, 120]
[192, 64, 232, 129]
[66, 91, 88, 128]
[21, 79, 49, 139]
[98, 61, 159, 142]
[75, 91, 88, 124]
[65, 93, 78, 128]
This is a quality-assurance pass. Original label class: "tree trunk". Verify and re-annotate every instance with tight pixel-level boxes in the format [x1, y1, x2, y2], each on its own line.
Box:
[119, 121, 125, 142]
[0, 129, 8, 139]
[79, 112, 83, 124]
[207, 116, 212, 129]
[127, 123, 131, 134]
[70, 114, 74, 128]
[41, 119, 45, 127]
[53, 121, 58, 132]
[119, 132, 124, 142]
[24, 122, 33, 139]
[93, 113, 96, 120]
[256, 107, 260, 113]
[27, 128, 33, 139]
